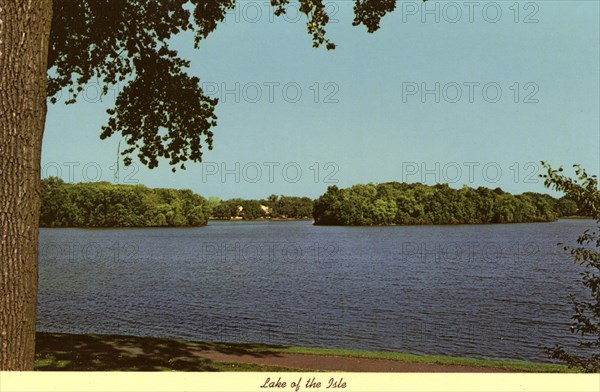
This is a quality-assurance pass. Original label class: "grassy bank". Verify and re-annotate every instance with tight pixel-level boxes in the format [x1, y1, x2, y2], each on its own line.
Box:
[276, 346, 575, 372]
[34, 332, 577, 372]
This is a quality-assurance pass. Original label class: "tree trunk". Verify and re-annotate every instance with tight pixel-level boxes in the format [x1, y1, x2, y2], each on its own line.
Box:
[0, 0, 53, 370]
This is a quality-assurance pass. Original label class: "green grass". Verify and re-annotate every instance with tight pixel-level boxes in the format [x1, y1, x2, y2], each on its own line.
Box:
[173, 340, 577, 373]
[34, 332, 579, 372]
[272, 347, 578, 373]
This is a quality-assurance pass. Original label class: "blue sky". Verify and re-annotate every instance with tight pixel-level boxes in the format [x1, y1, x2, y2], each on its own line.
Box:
[42, 1, 599, 199]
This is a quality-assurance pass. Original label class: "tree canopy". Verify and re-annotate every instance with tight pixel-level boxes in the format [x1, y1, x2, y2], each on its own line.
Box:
[313, 182, 580, 226]
[47, 0, 402, 172]
[541, 163, 600, 372]
[211, 195, 313, 220]
[41, 178, 584, 227]
[40, 177, 210, 227]
[40, 178, 315, 225]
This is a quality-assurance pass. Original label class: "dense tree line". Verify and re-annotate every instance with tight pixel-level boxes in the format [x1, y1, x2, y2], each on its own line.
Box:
[313, 182, 581, 226]
[210, 195, 313, 220]
[42, 178, 582, 227]
[40, 177, 210, 227]
[40, 179, 314, 225]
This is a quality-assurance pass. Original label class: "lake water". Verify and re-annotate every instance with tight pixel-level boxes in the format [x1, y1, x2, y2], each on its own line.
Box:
[37, 219, 594, 363]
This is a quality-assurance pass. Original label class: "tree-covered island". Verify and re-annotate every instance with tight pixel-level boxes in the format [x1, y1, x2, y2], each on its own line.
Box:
[313, 182, 580, 226]
[40, 178, 314, 227]
[40, 178, 582, 228]
[40, 177, 212, 227]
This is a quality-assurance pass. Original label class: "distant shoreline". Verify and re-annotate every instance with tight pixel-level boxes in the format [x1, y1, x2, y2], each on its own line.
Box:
[558, 215, 594, 220]
[39, 216, 592, 229]
[208, 217, 313, 222]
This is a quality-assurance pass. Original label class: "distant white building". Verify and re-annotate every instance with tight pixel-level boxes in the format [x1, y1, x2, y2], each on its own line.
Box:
[260, 205, 271, 215]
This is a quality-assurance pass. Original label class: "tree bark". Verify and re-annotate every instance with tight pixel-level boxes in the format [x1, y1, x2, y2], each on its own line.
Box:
[0, 0, 53, 370]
